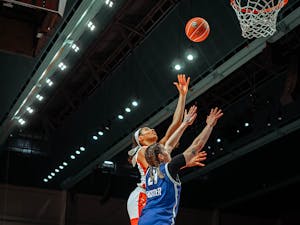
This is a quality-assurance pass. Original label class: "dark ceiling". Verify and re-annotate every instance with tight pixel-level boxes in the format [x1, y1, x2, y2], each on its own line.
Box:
[1, 0, 300, 219]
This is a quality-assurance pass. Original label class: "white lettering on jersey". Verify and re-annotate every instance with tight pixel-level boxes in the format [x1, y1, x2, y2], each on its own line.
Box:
[146, 187, 162, 198]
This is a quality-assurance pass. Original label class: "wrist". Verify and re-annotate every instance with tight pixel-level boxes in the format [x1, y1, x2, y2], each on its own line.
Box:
[206, 123, 214, 128]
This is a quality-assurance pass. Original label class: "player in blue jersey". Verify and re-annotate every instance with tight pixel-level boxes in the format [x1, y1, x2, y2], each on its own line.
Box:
[138, 107, 223, 225]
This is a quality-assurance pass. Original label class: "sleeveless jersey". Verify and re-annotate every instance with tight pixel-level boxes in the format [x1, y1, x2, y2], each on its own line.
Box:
[138, 163, 182, 225]
[134, 147, 147, 189]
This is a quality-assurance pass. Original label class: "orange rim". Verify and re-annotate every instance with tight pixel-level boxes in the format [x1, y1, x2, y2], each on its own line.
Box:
[230, 0, 288, 14]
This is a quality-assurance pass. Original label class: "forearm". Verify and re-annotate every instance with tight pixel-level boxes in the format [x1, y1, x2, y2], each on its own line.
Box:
[160, 94, 186, 145]
[172, 94, 186, 124]
[183, 125, 213, 163]
[165, 122, 188, 153]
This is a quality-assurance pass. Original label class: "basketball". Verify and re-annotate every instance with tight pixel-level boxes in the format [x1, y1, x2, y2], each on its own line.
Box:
[185, 17, 210, 42]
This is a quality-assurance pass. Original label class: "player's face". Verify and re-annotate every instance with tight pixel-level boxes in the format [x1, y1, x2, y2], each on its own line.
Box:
[140, 127, 158, 144]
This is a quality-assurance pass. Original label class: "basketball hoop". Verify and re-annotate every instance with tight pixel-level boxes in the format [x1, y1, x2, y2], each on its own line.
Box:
[230, 0, 288, 39]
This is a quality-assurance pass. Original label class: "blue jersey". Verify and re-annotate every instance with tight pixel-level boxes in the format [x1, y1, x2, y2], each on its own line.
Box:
[138, 163, 181, 225]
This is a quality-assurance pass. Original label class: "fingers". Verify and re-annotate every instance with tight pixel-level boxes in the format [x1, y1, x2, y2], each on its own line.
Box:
[177, 74, 189, 85]
[188, 105, 197, 114]
[186, 76, 190, 87]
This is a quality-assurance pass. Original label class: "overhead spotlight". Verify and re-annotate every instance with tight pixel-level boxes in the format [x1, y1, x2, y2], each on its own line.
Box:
[71, 43, 80, 52]
[87, 21, 96, 31]
[18, 118, 26, 125]
[105, 126, 110, 131]
[62, 162, 68, 166]
[80, 147, 85, 151]
[174, 64, 181, 71]
[187, 54, 194, 61]
[43, 178, 48, 182]
[46, 78, 54, 86]
[75, 150, 81, 155]
[48, 175, 52, 179]
[59, 165, 64, 170]
[93, 135, 98, 140]
[70, 155, 76, 159]
[26, 106, 34, 114]
[118, 115, 124, 120]
[36, 94, 44, 101]
[105, 0, 114, 7]
[50, 172, 55, 176]
[236, 129, 240, 133]
[216, 138, 221, 143]
[132, 101, 138, 107]
[125, 107, 131, 112]
[98, 131, 104, 136]
[185, 48, 198, 61]
[58, 62, 67, 71]
[55, 169, 59, 173]
[244, 122, 250, 127]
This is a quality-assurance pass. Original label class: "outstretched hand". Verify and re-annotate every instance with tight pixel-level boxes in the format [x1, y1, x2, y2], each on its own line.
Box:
[206, 107, 223, 127]
[185, 151, 207, 168]
[182, 105, 197, 126]
[173, 74, 190, 96]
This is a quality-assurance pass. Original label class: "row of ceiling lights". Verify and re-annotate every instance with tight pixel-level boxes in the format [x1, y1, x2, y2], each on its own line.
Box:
[14, 0, 116, 127]
[43, 99, 139, 183]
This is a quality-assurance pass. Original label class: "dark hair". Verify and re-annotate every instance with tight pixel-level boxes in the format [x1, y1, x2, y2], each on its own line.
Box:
[145, 143, 164, 179]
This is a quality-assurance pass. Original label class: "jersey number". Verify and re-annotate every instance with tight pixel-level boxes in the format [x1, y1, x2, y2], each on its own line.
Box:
[147, 169, 158, 186]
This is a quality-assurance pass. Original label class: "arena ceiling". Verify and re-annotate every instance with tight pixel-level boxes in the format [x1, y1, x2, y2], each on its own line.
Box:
[0, 0, 300, 218]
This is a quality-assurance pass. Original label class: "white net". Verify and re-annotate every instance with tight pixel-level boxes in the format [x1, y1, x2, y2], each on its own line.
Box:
[230, 0, 288, 39]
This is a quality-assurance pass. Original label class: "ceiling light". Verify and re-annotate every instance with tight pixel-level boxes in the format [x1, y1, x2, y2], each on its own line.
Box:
[18, 118, 26, 125]
[118, 115, 124, 120]
[71, 43, 79, 52]
[43, 178, 48, 182]
[98, 131, 103, 136]
[187, 54, 194, 61]
[58, 62, 67, 71]
[174, 64, 181, 70]
[75, 150, 81, 155]
[26, 107, 34, 114]
[63, 162, 68, 166]
[93, 135, 98, 140]
[125, 107, 131, 112]
[46, 78, 53, 86]
[55, 169, 59, 173]
[80, 147, 85, 151]
[59, 165, 64, 170]
[36, 94, 44, 101]
[70, 155, 76, 159]
[132, 101, 138, 107]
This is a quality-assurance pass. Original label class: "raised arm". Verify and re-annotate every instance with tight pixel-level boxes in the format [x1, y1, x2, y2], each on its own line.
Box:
[164, 105, 197, 153]
[159, 74, 190, 145]
[183, 107, 223, 165]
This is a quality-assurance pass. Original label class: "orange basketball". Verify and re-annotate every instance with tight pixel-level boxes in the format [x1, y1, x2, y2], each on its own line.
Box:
[185, 17, 210, 42]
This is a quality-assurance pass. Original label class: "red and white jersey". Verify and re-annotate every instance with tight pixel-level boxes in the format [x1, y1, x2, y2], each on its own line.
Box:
[133, 147, 147, 189]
